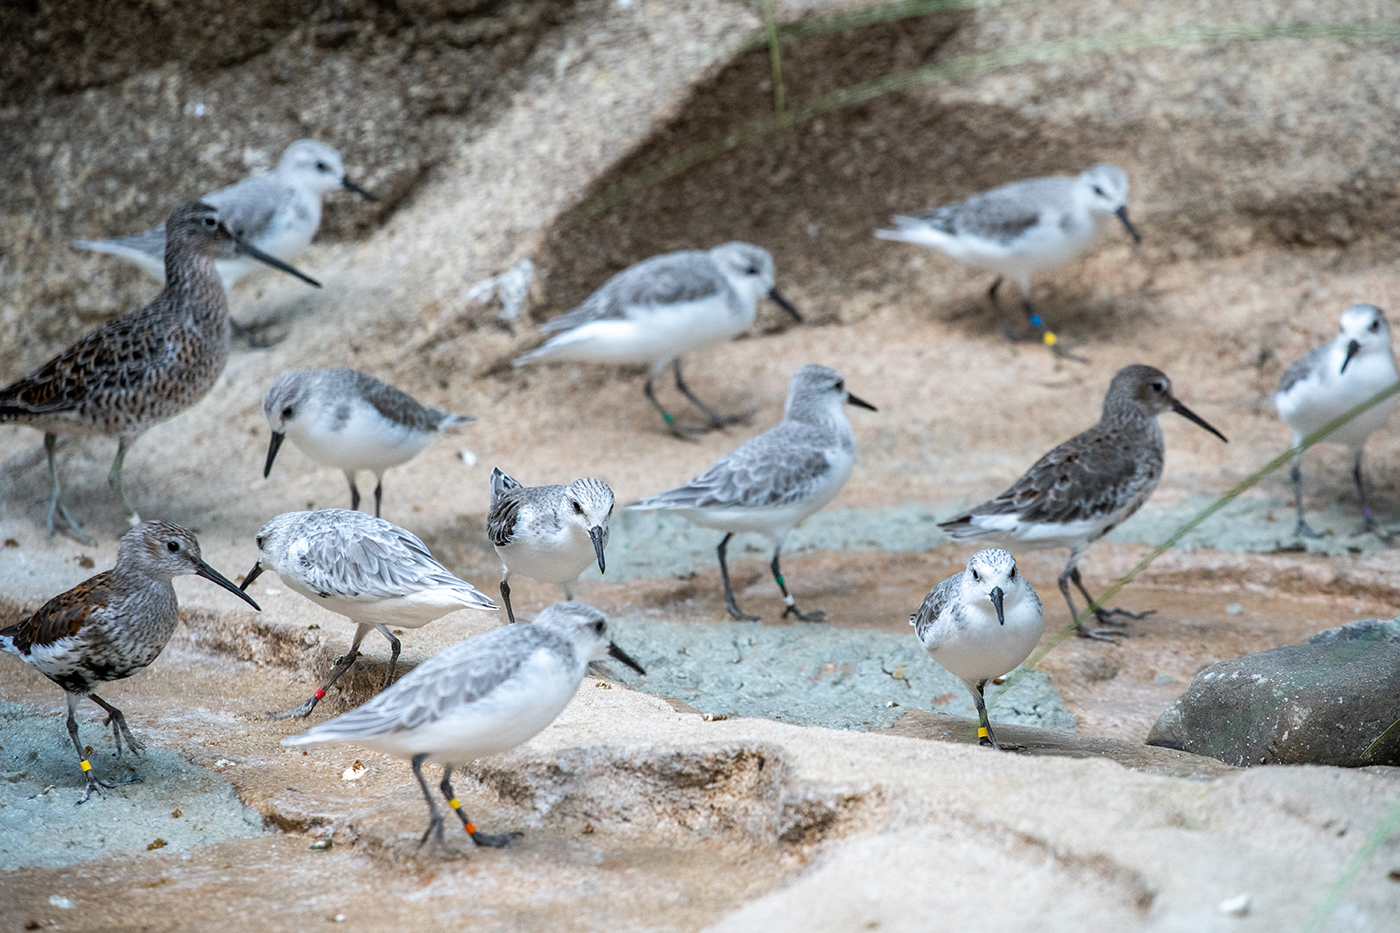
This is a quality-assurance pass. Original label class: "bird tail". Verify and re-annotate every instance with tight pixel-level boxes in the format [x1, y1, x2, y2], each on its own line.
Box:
[73, 230, 169, 281]
[936, 513, 989, 540]
[873, 216, 947, 248]
[436, 411, 475, 432]
[489, 467, 521, 507]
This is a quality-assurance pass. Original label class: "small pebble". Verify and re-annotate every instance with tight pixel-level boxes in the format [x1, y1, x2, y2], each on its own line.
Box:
[1153, 674, 1177, 684]
[1218, 893, 1251, 916]
[48, 896, 75, 910]
[459, 449, 478, 467]
[341, 759, 367, 781]
[1225, 604, 1243, 615]
[310, 839, 333, 851]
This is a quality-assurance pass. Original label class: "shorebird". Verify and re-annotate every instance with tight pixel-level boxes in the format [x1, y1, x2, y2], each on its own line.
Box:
[0, 521, 259, 802]
[910, 548, 1044, 750]
[1, 201, 320, 544]
[282, 601, 645, 856]
[75, 139, 375, 289]
[629, 364, 876, 622]
[876, 164, 1140, 346]
[939, 365, 1226, 640]
[487, 468, 614, 624]
[513, 242, 802, 437]
[1274, 303, 1400, 538]
[262, 368, 473, 518]
[241, 509, 497, 719]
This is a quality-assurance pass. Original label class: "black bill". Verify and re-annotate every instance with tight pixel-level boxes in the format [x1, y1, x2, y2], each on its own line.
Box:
[263, 431, 285, 478]
[1115, 205, 1142, 244]
[769, 287, 803, 323]
[239, 562, 265, 592]
[1341, 339, 1361, 375]
[1170, 397, 1228, 442]
[846, 392, 878, 412]
[228, 228, 322, 288]
[197, 560, 262, 610]
[988, 586, 1005, 626]
[590, 525, 607, 575]
[607, 642, 646, 675]
[341, 177, 378, 202]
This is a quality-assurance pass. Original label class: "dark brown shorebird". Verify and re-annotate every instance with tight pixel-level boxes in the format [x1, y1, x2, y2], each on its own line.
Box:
[0, 200, 320, 544]
[939, 365, 1227, 640]
[0, 521, 260, 802]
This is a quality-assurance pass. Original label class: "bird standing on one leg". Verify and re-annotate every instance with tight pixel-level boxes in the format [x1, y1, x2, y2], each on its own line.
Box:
[487, 468, 613, 624]
[876, 164, 1140, 348]
[261, 368, 474, 518]
[241, 509, 497, 719]
[910, 548, 1044, 750]
[1274, 303, 1399, 539]
[629, 365, 876, 622]
[513, 242, 802, 438]
[0, 521, 259, 802]
[281, 601, 645, 857]
[938, 365, 1226, 640]
[0, 201, 320, 544]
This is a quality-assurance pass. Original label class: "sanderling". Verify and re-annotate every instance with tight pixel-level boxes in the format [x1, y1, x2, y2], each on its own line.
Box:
[513, 242, 802, 437]
[262, 368, 473, 518]
[487, 468, 614, 624]
[0, 521, 259, 802]
[75, 140, 375, 289]
[1, 201, 320, 544]
[1274, 303, 1400, 538]
[910, 548, 1043, 750]
[241, 509, 497, 719]
[876, 164, 1140, 346]
[282, 601, 645, 855]
[629, 364, 876, 622]
[939, 365, 1226, 640]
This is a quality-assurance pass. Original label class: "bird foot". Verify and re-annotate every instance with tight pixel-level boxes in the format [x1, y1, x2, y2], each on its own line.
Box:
[470, 830, 522, 848]
[48, 503, 98, 547]
[268, 697, 319, 721]
[726, 607, 762, 622]
[703, 409, 757, 430]
[1075, 624, 1136, 642]
[1093, 607, 1155, 625]
[782, 605, 826, 623]
[1294, 521, 1325, 539]
[417, 816, 471, 859]
[76, 776, 116, 805]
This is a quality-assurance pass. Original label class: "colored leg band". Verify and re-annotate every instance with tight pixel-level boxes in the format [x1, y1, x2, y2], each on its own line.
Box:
[314, 688, 326, 700]
[1043, 332, 1057, 346]
[464, 822, 477, 835]
[448, 798, 460, 810]
[1363, 507, 1375, 520]
[1030, 315, 1042, 326]
[774, 574, 785, 587]
[978, 727, 989, 738]
[663, 413, 674, 424]
[80, 759, 92, 772]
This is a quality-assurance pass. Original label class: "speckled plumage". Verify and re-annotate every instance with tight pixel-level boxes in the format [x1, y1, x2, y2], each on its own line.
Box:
[0, 200, 320, 542]
[0, 521, 259, 801]
[939, 365, 1226, 639]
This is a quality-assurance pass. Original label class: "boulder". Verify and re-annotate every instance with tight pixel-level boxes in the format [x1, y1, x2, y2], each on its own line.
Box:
[1146, 618, 1400, 766]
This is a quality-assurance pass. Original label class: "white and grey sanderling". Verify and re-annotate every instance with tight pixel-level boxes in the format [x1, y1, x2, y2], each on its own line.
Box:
[282, 601, 645, 855]
[487, 468, 614, 624]
[261, 368, 473, 518]
[241, 509, 497, 719]
[0, 200, 320, 544]
[911, 548, 1043, 750]
[1274, 303, 1400, 538]
[514, 242, 802, 437]
[0, 521, 260, 801]
[75, 139, 375, 289]
[876, 164, 1140, 346]
[939, 365, 1226, 640]
[630, 364, 876, 622]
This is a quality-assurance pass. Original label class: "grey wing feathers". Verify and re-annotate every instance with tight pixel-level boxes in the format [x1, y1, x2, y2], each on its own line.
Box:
[290, 626, 548, 741]
[489, 467, 522, 505]
[910, 575, 959, 645]
[633, 424, 831, 511]
[1277, 345, 1325, 395]
[487, 491, 521, 548]
[300, 521, 477, 601]
[348, 370, 447, 432]
[540, 251, 723, 334]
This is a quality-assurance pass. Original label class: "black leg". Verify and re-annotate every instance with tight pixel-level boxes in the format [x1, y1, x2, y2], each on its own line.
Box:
[107, 436, 140, 528]
[1059, 559, 1121, 642]
[376, 625, 401, 689]
[1352, 448, 1389, 540]
[440, 765, 520, 848]
[89, 694, 144, 756]
[65, 694, 111, 804]
[1066, 566, 1145, 639]
[971, 679, 999, 749]
[672, 359, 750, 429]
[44, 433, 96, 546]
[412, 753, 463, 858]
[643, 370, 692, 441]
[271, 624, 370, 719]
[500, 578, 516, 624]
[345, 472, 361, 512]
[1290, 455, 1323, 539]
[717, 534, 760, 621]
[373, 478, 383, 518]
[987, 277, 1029, 342]
[771, 547, 824, 622]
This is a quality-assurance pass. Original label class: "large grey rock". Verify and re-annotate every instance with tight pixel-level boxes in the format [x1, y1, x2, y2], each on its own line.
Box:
[1146, 618, 1400, 767]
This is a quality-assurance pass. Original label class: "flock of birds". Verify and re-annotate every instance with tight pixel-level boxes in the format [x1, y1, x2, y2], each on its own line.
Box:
[2, 139, 1395, 851]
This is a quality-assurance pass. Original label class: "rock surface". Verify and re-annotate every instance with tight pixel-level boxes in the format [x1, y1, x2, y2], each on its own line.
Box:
[1147, 618, 1400, 767]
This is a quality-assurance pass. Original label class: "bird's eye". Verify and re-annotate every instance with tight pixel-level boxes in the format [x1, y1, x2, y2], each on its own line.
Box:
[592, 621, 605, 634]
[255, 535, 264, 549]
[281, 406, 294, 419]
[1092, 185, 1106, 197]
[746, 265, 760, 275]
[1009, 566, 1017, 579]
[835, 380, 845, 391]
[316, 161, 330, 172]
[1152, 381, 1167, 393]
[202, 216, 218, 228]
[167, 540, 180, 552]
[970, 568, 980, 582]
[573, 501, 585, 515]
[1371, 320, 1381, 332]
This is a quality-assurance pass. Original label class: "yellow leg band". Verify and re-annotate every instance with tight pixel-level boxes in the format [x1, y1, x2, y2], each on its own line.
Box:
[448, 797, 461, 810]
[977, 727, 989, 739]
[80, 759, 92, 772]
[1043, 332, 1058, 346]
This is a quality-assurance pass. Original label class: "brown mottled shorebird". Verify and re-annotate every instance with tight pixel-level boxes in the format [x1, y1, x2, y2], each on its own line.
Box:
[939, 365, 1227, 640]
[261, 368, 473, 517]
[0, 521, 260, 802]
[0, 200, 320, 544]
